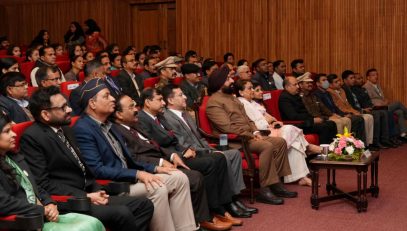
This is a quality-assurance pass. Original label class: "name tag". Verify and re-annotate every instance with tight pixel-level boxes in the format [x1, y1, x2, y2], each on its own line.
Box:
[263, 93, 271, 100]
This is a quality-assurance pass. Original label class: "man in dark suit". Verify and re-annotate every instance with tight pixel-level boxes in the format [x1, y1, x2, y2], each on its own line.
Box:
[161, 84, 258, 217]
[98, 55, 122, 99]
[279, 76, 337, 144]
[251, 58, 276, 91]
[116, 53, 143, 105]
[113, 94, 233, 231]
[179, 63, 206, 109]
[0, 72, 32, 123]
[20, 86, 153, 231]
[137, 87, 244, 227]
[73, 78, 197, 231]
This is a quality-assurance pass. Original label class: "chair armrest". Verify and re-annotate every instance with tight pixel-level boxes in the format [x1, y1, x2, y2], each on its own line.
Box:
[0, 213, 44, 230]
[96, 179, 130, 195]
[51, 195, 91, 212]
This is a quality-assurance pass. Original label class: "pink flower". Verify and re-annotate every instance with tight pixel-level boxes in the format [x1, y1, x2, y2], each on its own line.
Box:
[334, 147, 342, 155]
[338, 140, 347, 149]
[354, 140, 365, 149]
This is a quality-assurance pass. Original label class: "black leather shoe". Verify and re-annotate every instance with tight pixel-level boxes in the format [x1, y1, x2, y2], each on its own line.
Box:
[256, 187, 284, 205]
[269, 183, 298, 198]
[398, 136, 407, 143]
[225, 202, 251, 218]
[368, 144, 380, 151]
[377, 143, 389, 149]
[234, 200, 258, 214]
[381, 141, 397, 148]
[392, 138, 402, 146]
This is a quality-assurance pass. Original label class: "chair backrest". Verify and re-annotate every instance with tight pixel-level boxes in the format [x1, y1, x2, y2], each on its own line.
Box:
[11, 121, 34, 151]
[56, 61, 71, 74]
[60, 81, 80, 97]
[0, 55, 25, 63]
[173, 77, 184, 86]
[20, 62, 35, 85]
[197, 96, 213, 134]
[56, 55, 69, 62]
[78, 71, 85, 83]
[27, 86, 38, 98]
[143, 77, 159, 88]
[135, 68, 144, 74]
[262, 90, 283, 121]
[111, 69, 120, 77]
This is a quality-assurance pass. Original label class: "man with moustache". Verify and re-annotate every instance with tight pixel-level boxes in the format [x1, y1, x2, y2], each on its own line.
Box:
[20, 86, 154, 231]
[251, 58, 276, 90]
[116, 53, 144, 105]
[236, 65, 252, 81]
[155, 57, 179, 90]
[206, 66, 297, 205]
[73, 78, 197, 231]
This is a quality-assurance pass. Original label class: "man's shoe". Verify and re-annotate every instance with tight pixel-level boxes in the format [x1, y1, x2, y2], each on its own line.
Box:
[377, 143, 389, 149]
[398, 136, 407, 143]
[214, 212, 243, 226]
[269, 183, 298, 198]
[234, 200, 258, 214]
[200, 217, 232, 231]
[392, 138, 402, 146]
[256, 187, 284, 205]
[381, 141, 397, 148]
[225, 202, 251, 218]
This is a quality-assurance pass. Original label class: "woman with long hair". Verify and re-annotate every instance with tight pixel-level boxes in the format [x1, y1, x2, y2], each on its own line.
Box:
[84, 19, 107, 54]
[6, 45, 21, 57]
[25, 48, 39, 62]
[0, 57, 19, 75]
[236, 80, 323, 186]
[30, 29, 50, 48]
[64, 21, 85, 51]
[0, 112, 105, 230]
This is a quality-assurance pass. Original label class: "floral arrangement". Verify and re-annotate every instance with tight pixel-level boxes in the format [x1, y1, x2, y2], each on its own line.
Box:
[328, 127, 365, 161]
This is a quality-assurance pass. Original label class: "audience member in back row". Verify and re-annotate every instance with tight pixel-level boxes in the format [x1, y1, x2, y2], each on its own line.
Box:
[20, 86, 154, 231]
[342, 70, 396, 149]
[0, 57, 19, 76]
[97, 55, 122, 99]
[64, 21, 85, 52]
[0, 72, 33, 122]
[179, 63, 206, 109]
[116, 53, 143, 105]
[0, 36, 10, 50]
[137, 56, 158, 80]
[223, 52, 235, 66]
[326, 74, 374, 148]
[112, 94, 232, 231]
[272, 60, 287, 89]
[162, 85, 257, 217]
[73, 78, 197, 231]
[25, 48, 40, 62]
[251, 58, 276, 91]
[6, 45, 21, 57]
[64, 55, 84, 81]
[236, 65, 252, 81]
[35, 66, 62, 89]
[84, 19, 107, 54]
[30, 46, 66, 87]
[290, 59, 306, 78]
[363, 68, 407, 142]
[29, 29, 50, 48]
[236, 79, 320, 187]
[206, 66, 297, 205]
[137, 87, 244, 227]
[201, 59, 218, 87]
[279, 76, 337, 144]
[155, 57, 179, 90]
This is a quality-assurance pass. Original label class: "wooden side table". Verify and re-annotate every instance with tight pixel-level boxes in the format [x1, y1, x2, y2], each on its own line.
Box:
[309, 152, 379, 212]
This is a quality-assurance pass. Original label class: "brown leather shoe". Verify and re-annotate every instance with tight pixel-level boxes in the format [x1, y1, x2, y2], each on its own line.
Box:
[199, 217, 232, 231]
[214, 212, 243, 226]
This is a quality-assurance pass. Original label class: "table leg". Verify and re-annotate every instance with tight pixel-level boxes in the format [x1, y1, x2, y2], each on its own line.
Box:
[370, 160, 375, 196]
[326, 169, 331, 195]
[332, 169, 336, 195]
[374, 158, 379, 197]
[311, 168, 320, 210]
[362, 169, 368, 212]
[357, 169, 362, 212]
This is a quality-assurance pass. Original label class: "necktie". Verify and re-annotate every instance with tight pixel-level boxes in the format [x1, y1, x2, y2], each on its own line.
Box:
[5, 156, 36, 204]
[130, 128, 161, 150]
[105, 77, 120, 95]
[57, 129, 87, 179]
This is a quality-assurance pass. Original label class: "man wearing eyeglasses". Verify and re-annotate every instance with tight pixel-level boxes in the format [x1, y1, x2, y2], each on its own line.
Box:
[0, 71, 33, 122]
[35, 66, 62, 88]
[236, 65, 252, 81]
[179, 63, 206, 110]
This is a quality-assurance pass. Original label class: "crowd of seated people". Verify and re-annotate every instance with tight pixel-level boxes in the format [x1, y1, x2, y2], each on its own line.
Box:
[1, 19, 407, 231]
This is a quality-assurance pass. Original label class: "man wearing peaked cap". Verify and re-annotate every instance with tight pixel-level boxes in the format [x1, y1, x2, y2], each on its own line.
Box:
[74, 77, 198, 231]
[206, 66, 299, 205]
[297, 72, 313, 83]
[155, 56, 179, 90]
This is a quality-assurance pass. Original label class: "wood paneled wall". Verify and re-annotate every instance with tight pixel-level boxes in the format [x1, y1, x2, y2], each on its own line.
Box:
[177, 0, 407, 104]
[1, 0, 405, 103]
[1, 0, 131, 49]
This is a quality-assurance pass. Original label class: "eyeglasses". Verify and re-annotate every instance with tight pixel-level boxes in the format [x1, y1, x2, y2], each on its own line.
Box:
[11, 82, 28, 88]
[46, 77, 62, 82]
[45, 103, 70, 112]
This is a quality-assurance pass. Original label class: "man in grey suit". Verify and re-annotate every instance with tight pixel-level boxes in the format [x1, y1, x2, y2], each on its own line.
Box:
[161, 84, 258, 217]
